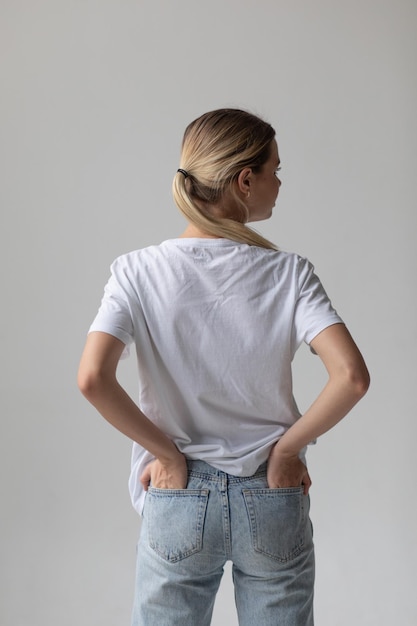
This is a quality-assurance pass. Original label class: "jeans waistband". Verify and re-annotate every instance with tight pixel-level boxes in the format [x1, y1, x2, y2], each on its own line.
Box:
[186, 459, 267, 484]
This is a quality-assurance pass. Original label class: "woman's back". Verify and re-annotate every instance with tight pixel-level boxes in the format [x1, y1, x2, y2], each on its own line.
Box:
[90, 236, 342, 513]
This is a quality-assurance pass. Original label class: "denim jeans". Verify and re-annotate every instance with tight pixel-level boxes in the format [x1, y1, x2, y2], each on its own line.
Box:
[132, 460, 314, 626]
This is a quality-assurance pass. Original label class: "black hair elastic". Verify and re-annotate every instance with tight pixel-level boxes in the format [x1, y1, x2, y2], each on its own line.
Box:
[177, 168, 189, 178]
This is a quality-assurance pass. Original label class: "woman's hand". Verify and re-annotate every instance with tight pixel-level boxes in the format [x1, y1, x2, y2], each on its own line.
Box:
[140, 454, 188, 491]
[267, 444, 312, 495]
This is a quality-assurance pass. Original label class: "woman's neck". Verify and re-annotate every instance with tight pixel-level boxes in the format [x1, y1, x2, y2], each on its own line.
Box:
[179, 224, 222, 239]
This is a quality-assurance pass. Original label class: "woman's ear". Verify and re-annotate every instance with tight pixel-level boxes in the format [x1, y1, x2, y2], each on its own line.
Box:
[236, 167, 253, 197]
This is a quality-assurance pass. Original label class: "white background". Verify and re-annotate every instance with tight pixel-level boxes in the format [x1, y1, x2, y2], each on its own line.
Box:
[1, 1, 416, 624]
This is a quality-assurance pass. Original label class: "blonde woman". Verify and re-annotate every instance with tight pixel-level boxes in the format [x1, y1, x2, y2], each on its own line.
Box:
[78, 109, 370, 626]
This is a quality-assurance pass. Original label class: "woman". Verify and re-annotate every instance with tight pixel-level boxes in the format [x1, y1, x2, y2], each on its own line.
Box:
[78, 108, 370, 625]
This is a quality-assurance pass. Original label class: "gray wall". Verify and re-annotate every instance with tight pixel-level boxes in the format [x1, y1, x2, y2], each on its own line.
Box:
[1, 1, 416, 624]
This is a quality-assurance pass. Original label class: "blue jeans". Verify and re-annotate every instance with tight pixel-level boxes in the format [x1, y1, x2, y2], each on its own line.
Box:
[132, 460, 314, 625]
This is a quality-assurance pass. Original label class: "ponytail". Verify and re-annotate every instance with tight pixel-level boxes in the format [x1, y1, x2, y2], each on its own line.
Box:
[172, 172, 277, 250]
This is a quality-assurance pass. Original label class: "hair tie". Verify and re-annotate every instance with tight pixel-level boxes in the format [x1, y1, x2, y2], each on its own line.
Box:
[177, 168, 189, 178]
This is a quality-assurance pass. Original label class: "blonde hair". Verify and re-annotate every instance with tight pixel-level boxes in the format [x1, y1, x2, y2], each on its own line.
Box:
[172, 109, 278, 250]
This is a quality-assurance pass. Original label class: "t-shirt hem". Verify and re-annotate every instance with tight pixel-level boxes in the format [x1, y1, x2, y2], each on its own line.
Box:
[88, 323, 132, 347]
[305, 317, 344, 345]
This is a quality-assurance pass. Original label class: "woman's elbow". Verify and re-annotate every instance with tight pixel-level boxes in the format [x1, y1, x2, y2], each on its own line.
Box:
[78, 369, 94, 399]
[346, 363, 371, 399]
[77, 367, 107, 401]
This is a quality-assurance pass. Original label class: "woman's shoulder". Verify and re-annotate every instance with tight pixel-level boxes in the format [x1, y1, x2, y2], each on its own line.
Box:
[110, 241, 168, 268]
[254, 246, 310, 268]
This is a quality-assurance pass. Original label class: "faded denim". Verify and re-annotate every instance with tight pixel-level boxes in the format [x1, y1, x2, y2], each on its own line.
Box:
[132, 460, 314, 626]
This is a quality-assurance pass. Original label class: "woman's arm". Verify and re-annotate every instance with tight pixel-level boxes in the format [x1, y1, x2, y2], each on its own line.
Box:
[267, 323, 370, 491]
[77, 331, 187, 489]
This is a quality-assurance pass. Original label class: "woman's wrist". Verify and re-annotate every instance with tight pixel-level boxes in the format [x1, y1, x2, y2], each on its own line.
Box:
[272, 436, 302, 459]
[157, 444, 185, 467]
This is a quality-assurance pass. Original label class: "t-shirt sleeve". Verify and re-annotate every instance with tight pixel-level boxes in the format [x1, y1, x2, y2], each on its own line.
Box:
[293, 256, 343, 349]
[88, 259, 134, 350]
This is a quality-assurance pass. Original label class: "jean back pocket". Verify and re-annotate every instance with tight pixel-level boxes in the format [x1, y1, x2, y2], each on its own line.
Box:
[242, 487, 307, 563]
[146, 488, 209, 563]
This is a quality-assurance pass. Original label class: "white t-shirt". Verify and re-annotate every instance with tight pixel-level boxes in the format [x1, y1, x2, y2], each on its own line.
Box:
[89, 238, 343, 514]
